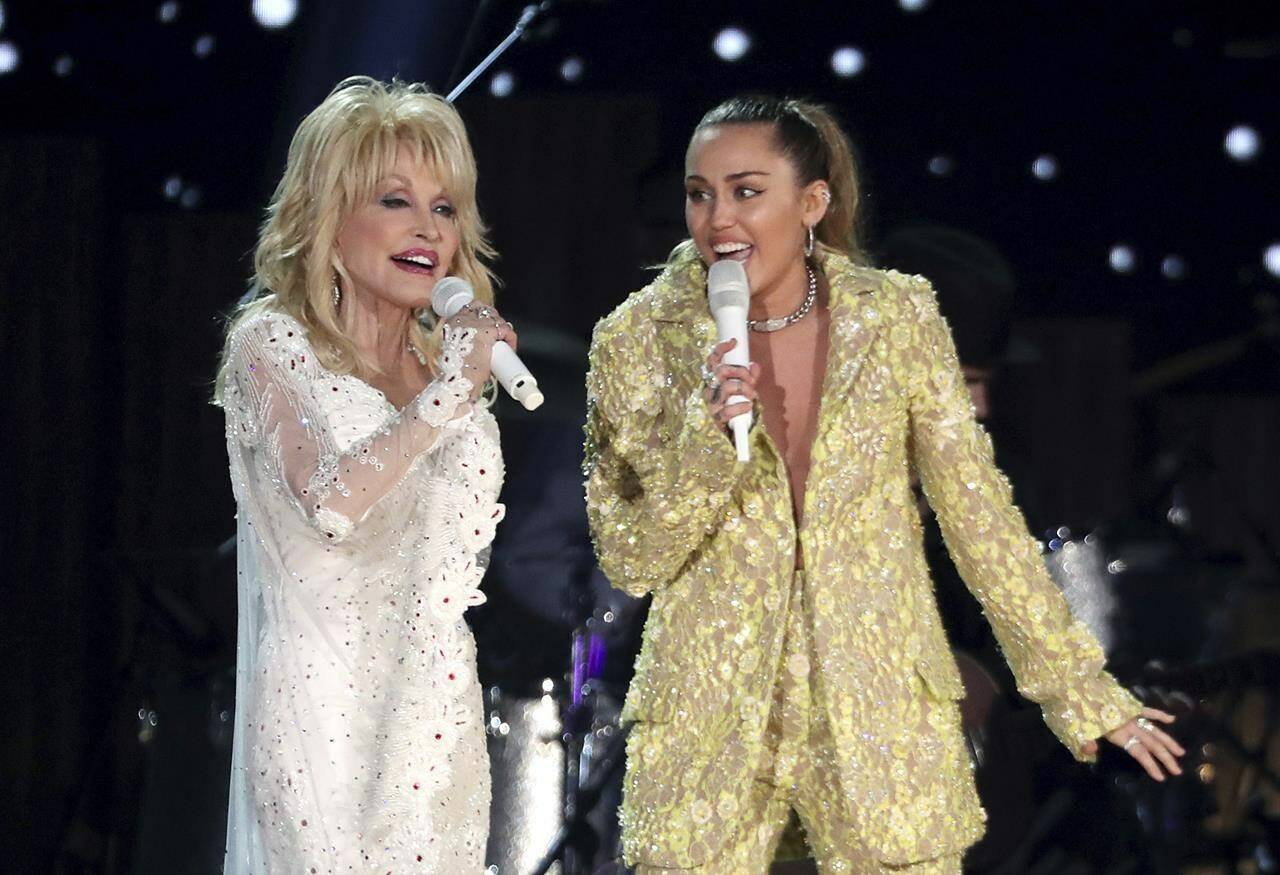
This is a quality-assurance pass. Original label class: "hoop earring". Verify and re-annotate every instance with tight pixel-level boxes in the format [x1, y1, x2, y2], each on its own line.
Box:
[331, 274, 342, 307]
[804, 224, 816, 258]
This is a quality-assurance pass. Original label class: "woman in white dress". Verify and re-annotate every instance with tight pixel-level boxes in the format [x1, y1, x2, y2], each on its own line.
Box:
[214, 76, 514, 874]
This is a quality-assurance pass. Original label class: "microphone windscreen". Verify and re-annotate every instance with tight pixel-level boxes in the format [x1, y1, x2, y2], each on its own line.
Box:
[707, 260, 750, 311]
[431, 276, 474, 318]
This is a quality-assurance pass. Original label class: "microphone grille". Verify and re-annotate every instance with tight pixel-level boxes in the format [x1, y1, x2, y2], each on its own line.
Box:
[431, 276, 474, 318]
[707, 260, 750, 310]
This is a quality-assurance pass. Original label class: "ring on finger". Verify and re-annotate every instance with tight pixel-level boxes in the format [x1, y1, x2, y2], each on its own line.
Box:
[1136, 717, 1156, 733]
[1123, 736, 1141, 752]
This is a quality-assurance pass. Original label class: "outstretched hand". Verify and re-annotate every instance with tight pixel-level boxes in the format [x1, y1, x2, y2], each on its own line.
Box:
[1081, 707, 1185, 781]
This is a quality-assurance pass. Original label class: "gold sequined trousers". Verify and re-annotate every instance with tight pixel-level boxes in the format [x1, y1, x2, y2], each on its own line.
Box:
[635, 571, 962, 875]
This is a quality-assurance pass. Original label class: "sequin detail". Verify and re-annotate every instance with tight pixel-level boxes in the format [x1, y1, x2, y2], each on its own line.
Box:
[223, 310, 503, 873]
[584, 252, 1140, 869]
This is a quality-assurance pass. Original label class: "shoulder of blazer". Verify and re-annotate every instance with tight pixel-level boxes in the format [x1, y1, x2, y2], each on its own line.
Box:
[591, 256, 706, 354]
[826, 256, 925, 303]
[867, 263, 939, 315]
[821, 253, 933, 329]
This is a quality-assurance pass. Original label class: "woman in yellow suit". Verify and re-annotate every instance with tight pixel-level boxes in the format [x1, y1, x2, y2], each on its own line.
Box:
[584, 96, 1184, 875]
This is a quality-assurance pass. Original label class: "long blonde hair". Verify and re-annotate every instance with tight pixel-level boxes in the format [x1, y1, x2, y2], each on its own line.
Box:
[214, 76, 496, 403]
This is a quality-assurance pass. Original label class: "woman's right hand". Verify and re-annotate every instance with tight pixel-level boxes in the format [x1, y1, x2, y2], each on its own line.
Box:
[443, 301, 517, 393]
[702, 338, 760, 431]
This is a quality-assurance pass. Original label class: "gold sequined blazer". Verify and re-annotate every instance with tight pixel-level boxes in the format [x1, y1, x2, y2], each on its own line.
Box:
[584, 250, 1141, 868]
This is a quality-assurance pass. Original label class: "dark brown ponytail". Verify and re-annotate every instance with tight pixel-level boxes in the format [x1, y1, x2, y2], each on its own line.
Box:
[694, 95, 866, 263]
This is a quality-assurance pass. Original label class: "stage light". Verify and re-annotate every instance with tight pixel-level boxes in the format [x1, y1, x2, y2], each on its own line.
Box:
[1265, 243, 1280, 279]
[1224, 125, 1260, 162]
[252, 0, 297, 30]
[899, 0, 929, 10]
[830, 46, 865, 78]
[489, 70, 515, 98]
[158, 1, 179, 24]
[1161, 255, 1187, 280]
[1031, 154, 1058, 180]
[163, 175, 183, 200]
[1109, 244, 1136, 274]
[713, 27, 751, 62]
[927, 154, 954, 176]
[180, 185, 202, 209]
[0, 3, 6, 36]
[0, 41, 18, 75]
[194, 34, 215, 58]
[53, 54, 73, 77]
[559, 56, 584, 82]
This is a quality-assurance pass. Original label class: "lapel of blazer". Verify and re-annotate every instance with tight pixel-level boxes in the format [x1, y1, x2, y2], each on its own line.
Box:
[647, 252, 881, 442]
[813, 253, 881, 445]
[650, 255, 717, 376]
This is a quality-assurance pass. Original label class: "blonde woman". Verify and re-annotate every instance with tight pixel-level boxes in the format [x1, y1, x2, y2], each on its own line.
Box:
[215, 77, 514, 874]
[585, 96, 1183, 874]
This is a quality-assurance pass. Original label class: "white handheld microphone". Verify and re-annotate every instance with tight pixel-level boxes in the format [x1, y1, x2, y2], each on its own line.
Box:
[431, 277, 544, 411]
[706, 260, 752, 462]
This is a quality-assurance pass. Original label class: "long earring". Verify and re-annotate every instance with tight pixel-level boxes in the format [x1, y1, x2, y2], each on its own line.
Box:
[331, 273, 342, 307]
[804, 224, 816, 258]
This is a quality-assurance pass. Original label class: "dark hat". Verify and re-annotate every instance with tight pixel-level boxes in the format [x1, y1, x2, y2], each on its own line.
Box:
[880, 225, 1016, 368]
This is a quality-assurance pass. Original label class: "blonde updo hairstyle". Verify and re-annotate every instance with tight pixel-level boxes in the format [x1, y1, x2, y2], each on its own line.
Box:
[671, 94, 867, 267]
[215, 76, 495, 402]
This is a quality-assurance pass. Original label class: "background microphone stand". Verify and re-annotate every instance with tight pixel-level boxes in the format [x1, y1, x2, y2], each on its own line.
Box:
[445, 2, 556, 103]
[446, 6, 636, 872]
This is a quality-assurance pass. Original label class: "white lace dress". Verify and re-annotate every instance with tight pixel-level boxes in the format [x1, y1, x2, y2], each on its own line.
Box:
[221, 310, 504, 874]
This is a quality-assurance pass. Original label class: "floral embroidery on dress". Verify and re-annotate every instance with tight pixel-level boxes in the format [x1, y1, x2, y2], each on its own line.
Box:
[223, 309, 503, 874]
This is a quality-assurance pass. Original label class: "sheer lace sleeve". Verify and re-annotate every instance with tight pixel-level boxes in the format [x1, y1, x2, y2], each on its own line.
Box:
[222, 312, 476, 542]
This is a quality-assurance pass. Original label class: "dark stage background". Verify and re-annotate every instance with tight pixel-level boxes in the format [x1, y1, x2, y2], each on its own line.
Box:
[2, 1, 1278, 873]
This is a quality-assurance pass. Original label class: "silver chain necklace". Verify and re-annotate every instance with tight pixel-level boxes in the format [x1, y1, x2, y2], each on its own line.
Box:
[748, 265, 818, 333]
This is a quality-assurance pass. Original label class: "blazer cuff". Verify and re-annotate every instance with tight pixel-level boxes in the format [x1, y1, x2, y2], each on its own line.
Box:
[1041, 674, 1143, 762]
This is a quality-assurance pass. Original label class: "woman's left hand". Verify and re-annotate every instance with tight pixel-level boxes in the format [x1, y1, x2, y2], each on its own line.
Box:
[1081, 707, 1185, 781]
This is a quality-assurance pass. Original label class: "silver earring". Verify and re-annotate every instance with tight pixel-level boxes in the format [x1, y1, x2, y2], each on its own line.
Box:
[331, 274, 341, 307]
[804, 224, 816, 258]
